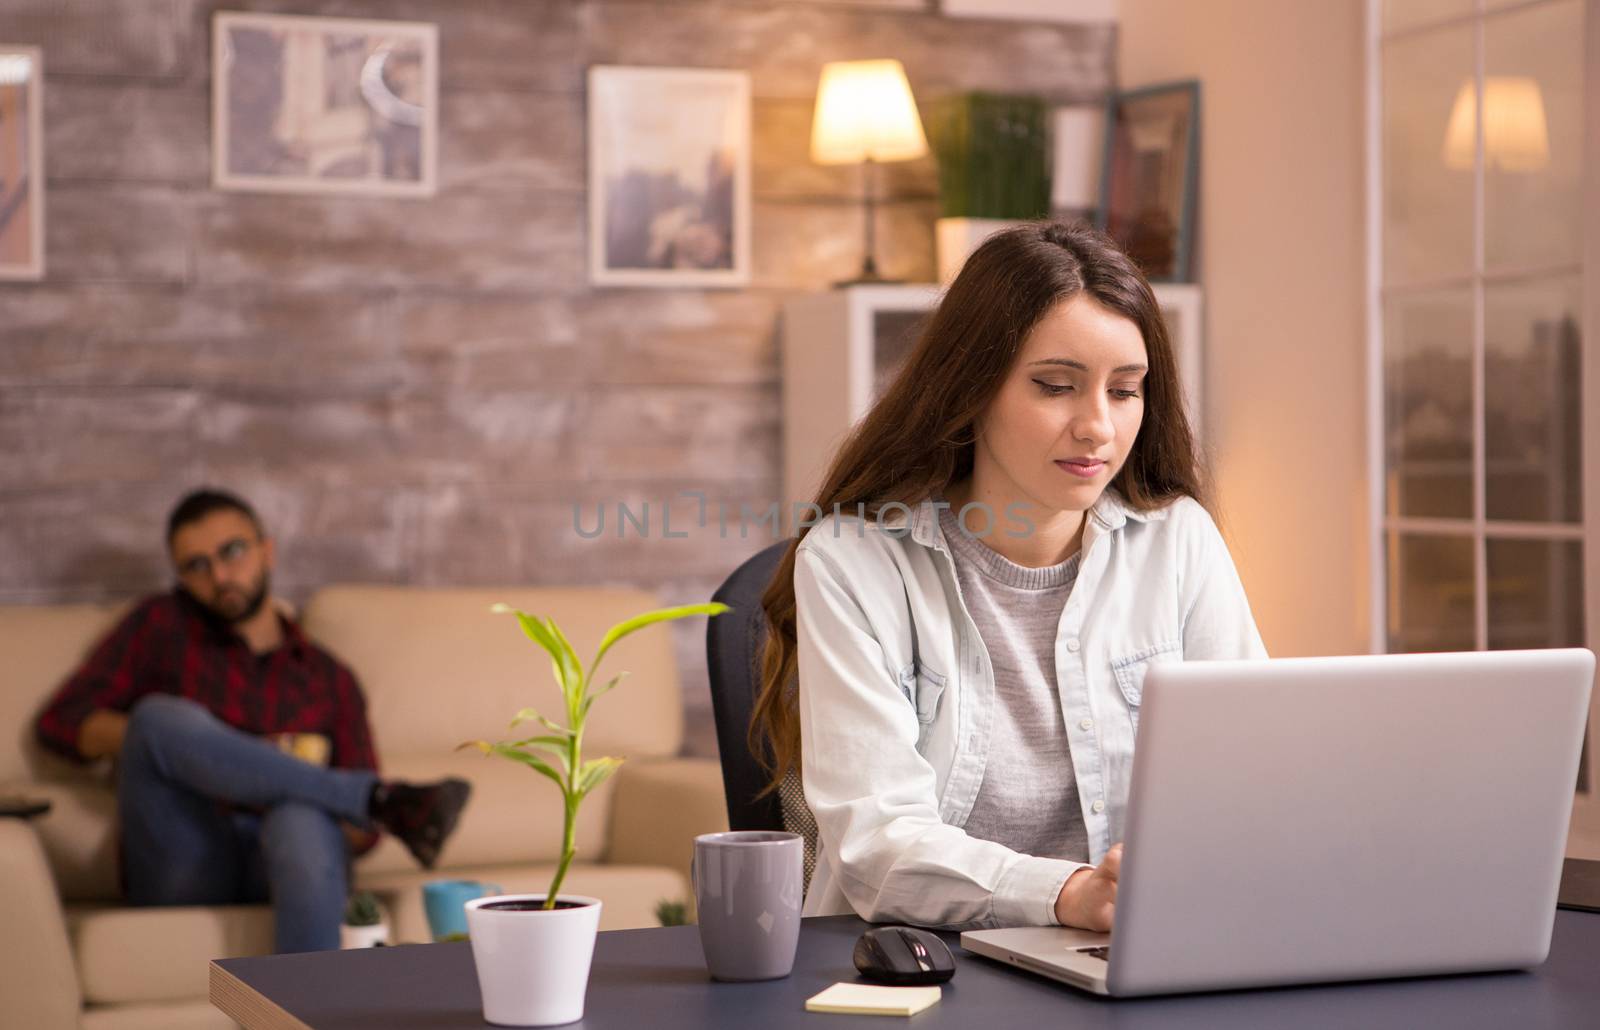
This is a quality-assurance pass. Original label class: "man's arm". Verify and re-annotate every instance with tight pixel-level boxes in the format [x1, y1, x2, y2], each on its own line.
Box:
[35, 599, 162, 763]
[75, 709, 130, 762]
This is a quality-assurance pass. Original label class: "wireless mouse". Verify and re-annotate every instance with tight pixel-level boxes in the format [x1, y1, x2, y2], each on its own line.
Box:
[852, 925, 957, 985]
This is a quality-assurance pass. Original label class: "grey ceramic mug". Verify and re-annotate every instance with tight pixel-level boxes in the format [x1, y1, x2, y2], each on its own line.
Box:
[692, 830, 804, 981]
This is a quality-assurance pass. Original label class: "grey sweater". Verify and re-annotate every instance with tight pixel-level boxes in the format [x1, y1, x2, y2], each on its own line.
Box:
[938, 506, 1091, 864]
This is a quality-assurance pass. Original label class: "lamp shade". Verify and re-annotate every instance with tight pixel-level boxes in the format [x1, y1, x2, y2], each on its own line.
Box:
[1442, 76, 1550, 172]
[810, 59, 929, 165]
[0, 52, 34, 85]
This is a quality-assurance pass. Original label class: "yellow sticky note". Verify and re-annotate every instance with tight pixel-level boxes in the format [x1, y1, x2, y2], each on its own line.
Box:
[805, 983, 941, 1017]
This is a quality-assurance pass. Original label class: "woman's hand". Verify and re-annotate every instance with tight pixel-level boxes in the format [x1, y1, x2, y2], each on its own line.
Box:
[1053, 843, 1122, 931]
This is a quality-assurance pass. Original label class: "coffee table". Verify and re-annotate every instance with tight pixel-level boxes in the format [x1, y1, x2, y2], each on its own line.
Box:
[213, 912, 1600, 1029]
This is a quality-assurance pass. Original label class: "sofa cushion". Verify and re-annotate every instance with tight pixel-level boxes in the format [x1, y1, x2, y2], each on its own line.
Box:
[0, 819, 82, 1028]
[0, 602, 126, 782]
[359, 753, 615, 873]
[358, 862, 687, 943]
[67, 903, 274, 1006]
[2, 778, 121, 902]
[605, 757, 729, 915]
[80, 998, 241, 1030]
[301, 586, 684, 762]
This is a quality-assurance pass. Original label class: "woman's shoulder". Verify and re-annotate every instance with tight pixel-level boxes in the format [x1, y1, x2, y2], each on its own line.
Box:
[798, 509, 909, 556]
[1122, 493, 1226, 554]
[795, 507, 925, 584]
[1115, 490, 1208, 527]
[792, 510, 935, 660]
[1155, 494, 1216, 530]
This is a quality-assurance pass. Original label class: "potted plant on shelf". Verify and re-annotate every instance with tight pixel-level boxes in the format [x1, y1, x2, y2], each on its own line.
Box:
[460, 600, 728, 1028]
[339, 890, 389, 949]
[927, 91, 1051, 284]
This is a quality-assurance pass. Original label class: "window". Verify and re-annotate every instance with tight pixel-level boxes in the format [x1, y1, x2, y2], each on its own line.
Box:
[1370, 0, 1594, 805]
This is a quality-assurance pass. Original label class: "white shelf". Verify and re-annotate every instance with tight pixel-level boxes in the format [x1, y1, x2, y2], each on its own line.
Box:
[781, 284, 942, 526]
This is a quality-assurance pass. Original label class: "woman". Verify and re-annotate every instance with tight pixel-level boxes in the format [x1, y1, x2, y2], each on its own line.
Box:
[749, 222, 1265, 933]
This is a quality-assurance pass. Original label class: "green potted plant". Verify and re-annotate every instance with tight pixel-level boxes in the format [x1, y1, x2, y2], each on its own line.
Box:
[339, 890, 389, 949]
[459, 600, 728, 1027]
[654, 898, 689, 927]
[926, 91, 1052, 283]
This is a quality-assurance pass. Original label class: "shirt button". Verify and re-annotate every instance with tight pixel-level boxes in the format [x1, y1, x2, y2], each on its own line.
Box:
[1092, 799, 1106, 814]
[1066, 638, 1081, 653]
[1079, 718, 1094, 732]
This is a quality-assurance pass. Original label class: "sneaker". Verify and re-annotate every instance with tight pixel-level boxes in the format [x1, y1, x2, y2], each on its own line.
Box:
[371, 778, 472, 869]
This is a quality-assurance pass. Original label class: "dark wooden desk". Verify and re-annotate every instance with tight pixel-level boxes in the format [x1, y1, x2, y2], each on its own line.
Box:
[213, 912, 1600, 1029]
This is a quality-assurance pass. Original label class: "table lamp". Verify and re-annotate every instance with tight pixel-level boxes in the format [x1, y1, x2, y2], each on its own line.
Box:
[810, 58, 929, 285]
[1442, 76, 1549, 172]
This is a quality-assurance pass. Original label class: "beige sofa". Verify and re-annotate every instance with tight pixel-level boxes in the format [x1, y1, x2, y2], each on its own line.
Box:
[0, 585, 730, 1030]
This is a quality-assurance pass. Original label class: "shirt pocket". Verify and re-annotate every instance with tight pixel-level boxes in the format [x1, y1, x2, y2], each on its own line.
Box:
[897, 661, 948, 748]
[1109, 640, 1183, 723]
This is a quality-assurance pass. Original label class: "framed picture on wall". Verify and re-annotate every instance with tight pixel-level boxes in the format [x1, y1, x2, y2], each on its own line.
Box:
[0, 45, 44, 281]
[1097, 80, 1199, 283]
[588, 66, 751, 288]
[212, 12, 438, 197]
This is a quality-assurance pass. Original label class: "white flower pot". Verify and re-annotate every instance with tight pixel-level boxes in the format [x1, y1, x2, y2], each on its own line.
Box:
[935, 217, 1030, 285]
[465, 894, 603, 1027]
[339, 920, 390, 949]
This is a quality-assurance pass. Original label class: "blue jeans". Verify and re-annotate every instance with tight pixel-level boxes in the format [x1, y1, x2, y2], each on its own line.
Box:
[117, 695, 379, 953]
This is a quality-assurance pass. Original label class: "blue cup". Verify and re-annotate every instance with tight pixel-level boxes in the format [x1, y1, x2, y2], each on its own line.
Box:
[423, 879, 503, 940]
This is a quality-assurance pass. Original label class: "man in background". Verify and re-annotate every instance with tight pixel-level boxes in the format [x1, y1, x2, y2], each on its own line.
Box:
[36, 489, 471, 953]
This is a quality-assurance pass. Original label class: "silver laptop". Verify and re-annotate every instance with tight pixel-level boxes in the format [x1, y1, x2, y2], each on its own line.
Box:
[961, 648, 1594, 997]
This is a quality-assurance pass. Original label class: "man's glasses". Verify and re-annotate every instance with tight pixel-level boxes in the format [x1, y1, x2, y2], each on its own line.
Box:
[175, 537, 255, 579]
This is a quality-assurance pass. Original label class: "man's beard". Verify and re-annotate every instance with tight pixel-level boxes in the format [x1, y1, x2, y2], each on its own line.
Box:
[210, 572, 271, 624]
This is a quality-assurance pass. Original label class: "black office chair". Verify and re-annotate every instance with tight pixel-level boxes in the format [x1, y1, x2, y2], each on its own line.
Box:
[705, 540, 790, 832]
[708, 540, 822, 892]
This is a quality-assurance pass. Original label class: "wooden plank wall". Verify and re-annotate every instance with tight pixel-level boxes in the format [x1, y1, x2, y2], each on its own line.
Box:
[0, 0, 1114, 755]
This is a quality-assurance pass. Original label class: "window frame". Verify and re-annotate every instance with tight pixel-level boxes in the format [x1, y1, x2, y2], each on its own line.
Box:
[1366, 0, 1600, 847]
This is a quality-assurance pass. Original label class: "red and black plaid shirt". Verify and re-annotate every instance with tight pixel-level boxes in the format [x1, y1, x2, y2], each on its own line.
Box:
[36, 589, 379, 776]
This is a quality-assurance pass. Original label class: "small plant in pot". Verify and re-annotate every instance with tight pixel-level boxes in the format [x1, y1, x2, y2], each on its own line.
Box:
[460, 600, 728, 1028]
[339, 890, 389, 949]
[654, 898, 689, 927]
[926, 90, 1051, 284]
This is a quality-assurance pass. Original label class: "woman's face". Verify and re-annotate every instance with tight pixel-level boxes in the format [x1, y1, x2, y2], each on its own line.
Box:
[973, 294, 1148, 517]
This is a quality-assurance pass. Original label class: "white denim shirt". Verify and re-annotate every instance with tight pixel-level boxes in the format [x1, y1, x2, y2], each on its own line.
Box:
[794, 490, 1266, 930]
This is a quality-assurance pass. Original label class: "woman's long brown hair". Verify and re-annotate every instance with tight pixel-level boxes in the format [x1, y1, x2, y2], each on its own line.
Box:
[748, 222, 1206, 793]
